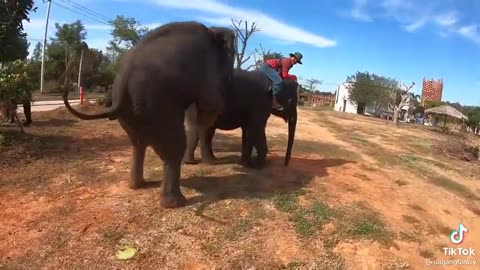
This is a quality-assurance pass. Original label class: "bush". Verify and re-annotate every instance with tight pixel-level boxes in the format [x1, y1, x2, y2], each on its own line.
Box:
[42, 80, 62, 94]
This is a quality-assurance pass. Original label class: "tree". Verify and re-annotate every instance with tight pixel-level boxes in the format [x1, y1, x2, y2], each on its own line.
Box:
[107, 15, 149, 63]
[465, 107, 480, 128]
[392, 82, 415, 125]
[346, 71, 378, 108]
[0, 60, 33, 103]
[31, 41, 42, 62]
[248, 44, 283, 70]
[305, 78, 323, 92]
[47, 21, 87, 90]
[230, 19, 259, 69]
[0, 0, 36, 62]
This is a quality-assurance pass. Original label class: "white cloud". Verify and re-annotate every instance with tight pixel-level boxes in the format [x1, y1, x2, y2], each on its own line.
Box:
[404, 18, 428, 32]
[347, 0, 459, 32]
[152, 0, 336, 48]
[343, 0, 480, 45]
[434, 11, 458, 27]
[458, 24, 480, 44]
[350, 0, 373, 22]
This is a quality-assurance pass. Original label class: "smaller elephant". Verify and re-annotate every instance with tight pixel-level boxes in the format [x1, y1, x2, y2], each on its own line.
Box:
[184, 68, 299, 168]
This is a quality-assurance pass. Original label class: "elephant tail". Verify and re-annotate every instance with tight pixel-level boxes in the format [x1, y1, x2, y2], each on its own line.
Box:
[63, 59, 130, 121]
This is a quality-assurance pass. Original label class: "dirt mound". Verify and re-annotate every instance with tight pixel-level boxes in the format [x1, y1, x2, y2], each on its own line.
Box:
[433, 133, 480, 162]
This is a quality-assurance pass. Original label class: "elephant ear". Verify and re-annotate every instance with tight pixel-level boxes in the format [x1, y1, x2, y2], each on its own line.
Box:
[209, 28, 236, 54]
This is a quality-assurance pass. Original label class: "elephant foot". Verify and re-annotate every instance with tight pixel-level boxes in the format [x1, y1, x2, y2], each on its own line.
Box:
[202, 158, 217, 165]
[183, 157, 199, 165]
[202, 155, 217, 165]
[128, 178, 146, 189]
[159, 191, 187, 208]
[239, 158, 254, 168]
[23, 120, 32, 126]
[253, 160, 266, 170]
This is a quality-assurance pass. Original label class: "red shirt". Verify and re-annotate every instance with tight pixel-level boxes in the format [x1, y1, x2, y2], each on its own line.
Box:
[266, 58, 296, 80]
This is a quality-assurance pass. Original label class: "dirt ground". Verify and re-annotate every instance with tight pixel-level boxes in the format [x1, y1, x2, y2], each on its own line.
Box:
[1, 103, 480, 269]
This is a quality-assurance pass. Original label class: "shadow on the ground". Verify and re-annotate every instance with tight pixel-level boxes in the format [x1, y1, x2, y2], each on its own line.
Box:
[0, 128, 130, 165]
[27, 118, 78, 127]
[180, 155, 355, 222]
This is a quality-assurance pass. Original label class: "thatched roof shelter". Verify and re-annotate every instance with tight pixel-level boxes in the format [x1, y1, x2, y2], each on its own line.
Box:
[424, 104, 468, 127]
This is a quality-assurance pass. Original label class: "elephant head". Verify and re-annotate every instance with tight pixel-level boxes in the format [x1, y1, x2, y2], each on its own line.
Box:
[208, 26, 237, 83]
[272, 79, 299, 166]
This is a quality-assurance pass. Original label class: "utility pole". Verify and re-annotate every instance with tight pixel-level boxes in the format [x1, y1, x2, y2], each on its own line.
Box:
[77, 48, 84, 93]
[40, 0, 52, 93]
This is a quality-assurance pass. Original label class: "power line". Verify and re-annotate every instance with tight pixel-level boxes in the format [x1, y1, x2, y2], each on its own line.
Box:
[57, 0, 112, 23]
[51, 1, 110, 25]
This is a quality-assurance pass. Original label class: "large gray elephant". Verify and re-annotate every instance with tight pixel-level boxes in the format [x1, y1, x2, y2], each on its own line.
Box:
[183, 68, 299, 169]
[63, 21, 236, 208]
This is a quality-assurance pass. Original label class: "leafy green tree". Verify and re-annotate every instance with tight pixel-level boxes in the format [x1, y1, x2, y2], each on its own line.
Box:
[424, 100, 443, 108]
[346, 71, 379, 108]
[0, 0, 36, 62]
[47, 20, 87, 90]
[0, 60, 33, 102]
[107, 15, 148, 62]
[31, 41, 42, 62]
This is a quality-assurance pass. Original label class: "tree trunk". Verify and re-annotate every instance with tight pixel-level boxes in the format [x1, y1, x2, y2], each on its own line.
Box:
[393, 106, 400, 125]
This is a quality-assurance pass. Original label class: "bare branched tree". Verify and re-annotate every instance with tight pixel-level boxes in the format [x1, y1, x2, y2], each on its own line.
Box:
[230, 19, 259, 69]
[305, 78, 323, 92]
[392, 81, 415, 125]
[245, 44, 270, 70]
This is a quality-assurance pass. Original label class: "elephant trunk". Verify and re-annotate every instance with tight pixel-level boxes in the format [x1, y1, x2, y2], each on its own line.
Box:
[284, 104, 297, 166]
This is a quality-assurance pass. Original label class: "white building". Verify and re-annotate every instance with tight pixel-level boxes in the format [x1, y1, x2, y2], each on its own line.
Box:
[333, 83, 376, 115]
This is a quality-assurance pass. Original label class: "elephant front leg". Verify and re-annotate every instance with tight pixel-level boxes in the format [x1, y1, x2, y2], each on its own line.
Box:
[240, 126, 254, 168]
[129, 143, 147, 189]
[199, 127, 217, 164]
[252, 130, 268, 169]
[246, 119, 268, 170]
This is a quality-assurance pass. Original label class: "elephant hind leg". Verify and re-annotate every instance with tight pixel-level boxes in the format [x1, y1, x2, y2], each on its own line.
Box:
[129, 142, 147, 189]
[150, 114, 187, 208]
[183, 126, 199, 164]
[200, 127, 216, 164]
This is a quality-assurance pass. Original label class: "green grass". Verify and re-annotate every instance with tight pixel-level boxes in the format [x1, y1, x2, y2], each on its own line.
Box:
[225, 218, 253, 240]
[333, 202, 393, 246]
[274, 193, 300, 213]
[273, 192, 392, 246]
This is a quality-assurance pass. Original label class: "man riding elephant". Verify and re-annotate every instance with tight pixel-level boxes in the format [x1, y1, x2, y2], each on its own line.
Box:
[258, 52, 303, 110]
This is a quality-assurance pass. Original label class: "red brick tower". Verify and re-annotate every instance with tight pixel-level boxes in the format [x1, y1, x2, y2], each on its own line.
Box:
[421, 77, 443, 107]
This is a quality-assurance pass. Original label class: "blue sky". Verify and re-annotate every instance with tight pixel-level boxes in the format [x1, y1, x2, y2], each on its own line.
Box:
[24, 0, 480, 106]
